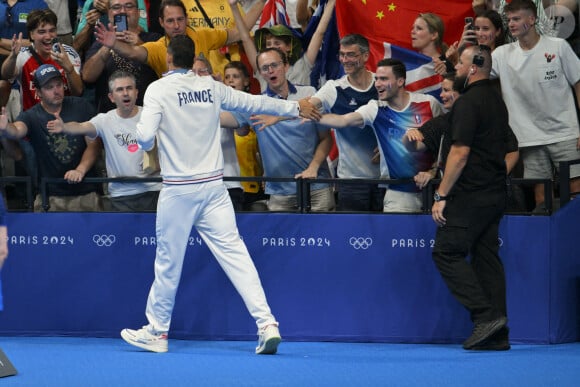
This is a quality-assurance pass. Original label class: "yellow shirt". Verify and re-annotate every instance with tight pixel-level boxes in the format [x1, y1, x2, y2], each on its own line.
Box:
[182, 0, 245, 77]
[143, 28, 227, 77]
[234, 129, 263, 193]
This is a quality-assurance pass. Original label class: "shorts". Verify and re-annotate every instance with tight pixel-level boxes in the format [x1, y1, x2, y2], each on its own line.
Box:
[267, 187, 335, 212]
[34, 191, 103, 212]
[383, 190, 422, 213]
[521, 139, 580, 179]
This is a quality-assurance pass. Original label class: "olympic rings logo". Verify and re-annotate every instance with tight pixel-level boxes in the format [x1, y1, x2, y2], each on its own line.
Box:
[349, 237, 373, 250]
[92, 234, 116, 247]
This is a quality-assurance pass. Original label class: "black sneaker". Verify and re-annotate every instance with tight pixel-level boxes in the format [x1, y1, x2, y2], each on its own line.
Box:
[462, 316, 507, 350]
[469, 327, 511, 351]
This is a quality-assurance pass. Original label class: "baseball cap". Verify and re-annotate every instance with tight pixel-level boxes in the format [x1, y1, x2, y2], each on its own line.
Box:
[254, 24, 302, 64]
[33, 64, 63, 88]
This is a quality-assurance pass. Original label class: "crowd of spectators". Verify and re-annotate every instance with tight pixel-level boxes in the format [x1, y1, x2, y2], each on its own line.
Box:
[0, 0, 577, 213]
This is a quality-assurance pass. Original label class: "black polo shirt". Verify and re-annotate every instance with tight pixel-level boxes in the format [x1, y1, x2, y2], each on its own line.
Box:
[447, 79, 517, 195]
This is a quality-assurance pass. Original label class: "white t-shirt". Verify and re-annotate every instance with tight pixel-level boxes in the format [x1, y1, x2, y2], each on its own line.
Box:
[491, 36, 580, 147]
[90, 107, 162, 197]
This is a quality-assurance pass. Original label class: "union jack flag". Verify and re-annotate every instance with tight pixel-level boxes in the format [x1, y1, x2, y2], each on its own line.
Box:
[258, 0, 291, 28]
[384, 43, 443, 99]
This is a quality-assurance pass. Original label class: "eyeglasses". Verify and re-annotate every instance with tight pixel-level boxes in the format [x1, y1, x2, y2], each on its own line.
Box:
[195, 68, 210, 76]
[338, 52, 361, 60]
[110, 3, 137, 11]
[259, 61, 283, 73]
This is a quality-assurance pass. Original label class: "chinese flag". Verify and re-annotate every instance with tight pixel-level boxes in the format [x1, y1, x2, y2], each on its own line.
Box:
[336, 1, 473, 71]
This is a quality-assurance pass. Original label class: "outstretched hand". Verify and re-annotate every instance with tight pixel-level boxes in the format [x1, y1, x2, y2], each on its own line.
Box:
[94, 21, 117, 49]
[46, 112, 64, 134]
[251, 114, 288, 131]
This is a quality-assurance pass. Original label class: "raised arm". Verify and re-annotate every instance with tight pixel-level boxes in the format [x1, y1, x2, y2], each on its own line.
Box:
[1, 33, 23, 81]
[296, 0, 312, 32]
[73, 9, 102, 53]
[53, 43, 84, 97]
[303, 0, 335, 66]
[229, 0, 258, 74]
[0, 36, 30, 56]
[94, 21, 148, 63]
[236, 0, 267, 39]
[224, 0, 265, 44]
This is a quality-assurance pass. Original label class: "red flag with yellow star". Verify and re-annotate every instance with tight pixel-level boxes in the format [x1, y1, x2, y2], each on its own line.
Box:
[336, 0, 473, 71]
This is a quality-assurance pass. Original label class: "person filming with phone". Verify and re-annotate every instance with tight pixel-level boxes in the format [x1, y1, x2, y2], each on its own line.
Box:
[82, 0, 161, 113]
[1, 9, 83, 111]
[0, 9, 84, 203]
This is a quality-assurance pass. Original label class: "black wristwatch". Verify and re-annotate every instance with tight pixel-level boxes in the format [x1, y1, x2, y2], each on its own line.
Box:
[433, 191, 448, 202]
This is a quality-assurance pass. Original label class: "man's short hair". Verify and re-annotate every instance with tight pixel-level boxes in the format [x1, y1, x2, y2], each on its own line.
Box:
[462, 45, 492, 74]
[504, 0, 538, 18]
[376, 58, 406, 80]
[256, 47, 288, 70]
[224, 61, 250, 80]
[168, 35, 195, 69]
[108, 70, 136, 93]
[159, 0, 187, 20]
[194, 53, 213, 74]
[339, 34, 370, 54]
[26, 9, 57, 35]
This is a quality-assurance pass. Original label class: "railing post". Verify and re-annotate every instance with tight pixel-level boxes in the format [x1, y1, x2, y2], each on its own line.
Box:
[302, 179, 312, 213]
[559, 161, 571, 208]
[40, 178, 50, 212]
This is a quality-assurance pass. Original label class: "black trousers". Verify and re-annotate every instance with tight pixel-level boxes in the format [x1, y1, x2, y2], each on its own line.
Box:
[432, 192, 507, 323]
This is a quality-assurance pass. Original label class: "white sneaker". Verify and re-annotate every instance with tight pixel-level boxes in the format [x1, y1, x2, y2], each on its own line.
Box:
[255, 324, 281, 355]
[121, 326, 168, 353]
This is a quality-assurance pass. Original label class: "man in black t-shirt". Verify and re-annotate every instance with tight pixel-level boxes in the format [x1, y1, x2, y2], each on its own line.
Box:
[0, 64, 102, 211]
[429, 45, 517, 351]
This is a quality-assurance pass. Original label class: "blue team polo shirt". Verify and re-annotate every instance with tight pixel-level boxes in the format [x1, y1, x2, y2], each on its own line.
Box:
[0, 0, 49, 39]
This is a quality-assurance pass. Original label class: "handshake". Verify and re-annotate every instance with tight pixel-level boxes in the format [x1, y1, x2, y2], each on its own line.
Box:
[297, 97, 322, 121]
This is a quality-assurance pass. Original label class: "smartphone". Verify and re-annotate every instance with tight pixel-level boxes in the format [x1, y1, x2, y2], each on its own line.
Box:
[51, 38, 60, 53]
[114, 13, 128, 32]
[465, 17, 477, 44]
[465, 17, 474, 30]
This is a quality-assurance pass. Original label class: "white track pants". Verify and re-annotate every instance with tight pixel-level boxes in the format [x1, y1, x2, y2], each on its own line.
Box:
[145, 181, 277, 333]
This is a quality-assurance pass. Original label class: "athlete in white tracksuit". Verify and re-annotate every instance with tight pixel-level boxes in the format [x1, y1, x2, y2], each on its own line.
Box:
[127, 35, 311, 354]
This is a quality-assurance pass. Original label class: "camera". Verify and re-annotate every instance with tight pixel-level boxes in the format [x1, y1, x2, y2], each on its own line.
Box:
[114, 13, 128, 32]
[51, 38, 60, 53]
